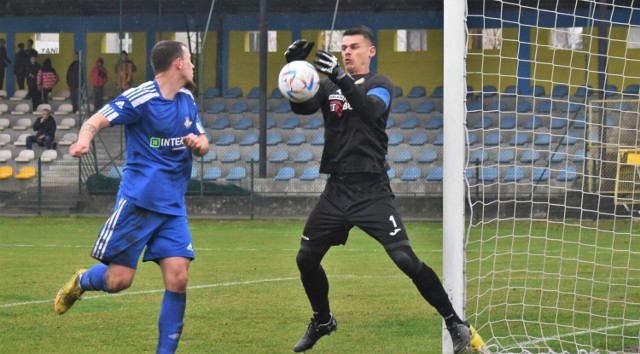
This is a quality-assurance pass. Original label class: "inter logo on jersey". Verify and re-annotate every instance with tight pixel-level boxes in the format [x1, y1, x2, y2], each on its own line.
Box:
[149, 137, 186, 149]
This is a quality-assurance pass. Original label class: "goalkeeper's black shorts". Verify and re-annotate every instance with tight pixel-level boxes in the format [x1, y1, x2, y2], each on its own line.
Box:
[300, 172, 410, 252]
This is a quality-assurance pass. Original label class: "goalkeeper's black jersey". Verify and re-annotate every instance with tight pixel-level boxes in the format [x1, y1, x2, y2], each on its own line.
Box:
[291, 72, 393, 175]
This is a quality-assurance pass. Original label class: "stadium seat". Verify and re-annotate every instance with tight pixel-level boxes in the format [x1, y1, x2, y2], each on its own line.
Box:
[516, 100, 532, 113]
[551, 84, 569, 98]
[495, 149, 515, 163]
[572, 114, 586, 129]
[15, 166, 36, 180]
[386, 116, 395, 129]
[0, 149, 12, 162]
[0, 134, 10, 147]
[107, 166, 125, 178]
[0, 118, 8, 131]
[387, 132, 404, 146]
[469, 149, 489, 163]
[556, 166, 577, 182]
[483, 131, 502, 146]
[58, 118, 77, 130]
[415, 100, 435, 114]
[466, 132, 479, 145]
[604, 84, 618, 98]
[408, 132, 428, 146]
[531, 85, 545, 97]
[190, 166, 198, 179]
[274, 167, 295, 181]
[266, 132, 283, 146]
[392, 101, 411, 114]
[201, 150, 216, 162]
[265, 116, 276, 129]
[393, 86, 403, 98]
[299, 166, 320, 181]
[239, 132, 258, 146]
[211, 116, 230, 130]
[246, 87, 260, 98]
[52, 89, 70, 101]
[251, 102, 270, 113]
[0, 165, 13, 179]
[561, 101, 583, 113]
[560, 131, 580, 145]
[417, 149, 438, 163]
[431, 86, 443, 98]
[215, 133, 235, 146]
[572, 149, 587, 163]
[40, 149, 58, 162]
[509, 132, 529, 146]
[466, 100, 482, 112]
[304, 116, 323, 129]
[274, 101, 291, 114]
[281, 116, 300, 129]
[433, 132, 444, 146]
[624, 84, 640, 95]
[9, 89, 28, 101]
[473, 116, 493, 129]
[387, 168, 396, 180]
[406, 86, 426, 98]
[0, 103, 9, 115]
[520, 149, 540, 163]
[225, 166, 246, 181]
[482, 85, 498, 98]
[245, 149, 259, 163]
[14, 149, 35, 162]
[13, 133, 29, 146]
[547, 150, 567, 163]
[206, 102, 225, 114]
[504, 166, 525, 182]
[228, 102, 248, 114]
[233, 117, 254, 130]
[400, 166, 421, 181]
[286, 132, 306, 145]
[522, 116, 543, 130]
[310, 132, 324, 145]
[58, 132, 77, 146]
[573, 85, 593, 98]
[550, 116, 568, 129]
[424, 115, 443, 130]
[269, 149, 289, 163]
[478, 167, 499, 182]
[269, 87, 284, 99]
[33, 103, 52, 115]
[203, 166, 222, 181]
[488, 100, 508, 112]
[12, 104, 31, 116]
[499, 116, 516, 129]
[202, 87, 220, 99]
[221, 149, 241, 163]
[293, 149, 314, 163]
[400, 116, 419, 129]
[536, 99, 552, 114]
[224, 87, 243, 98]
[392, 149, 413, 163]
[503, 85, 517, 96]
[426, 166, 443, 181]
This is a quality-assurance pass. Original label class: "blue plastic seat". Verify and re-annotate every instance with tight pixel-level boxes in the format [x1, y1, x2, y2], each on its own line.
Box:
[221, 149, 241, 163]
[211, 116, 230, 130]
[226, 166, 246, 181]
[417, 149, 438, 163]
[520, 149, 540, 163]
[203, 166, 222, 181]
[206, 102, 225, 114]
[274, 101, 291, 114]
[215, 133, 235, 146]
[388, 132, 404, 146]
[392, 149, 413, 163]
[556, 166, 577, 181]
[408, 132, 428, 146]
[393, 86, 403, 98]
[531, 85, 545, 97]
[293, 149, 314, 163]
[233, 117, 254, 130]
[269, 88, 284, 99]
[433, 132, 444, 146]
[387, 168, 396, 180]
[572, 149, 587, 163]
[495, 149, 515, 163]
[274, 167, 296, 181]
[469, 149, 489, 163]
[466, 132, 479, 145]
[522, 116, 543, 130]
[400, 166, 422, 181]
[431, 86, 443, 98]
[550, 116, 568, 129]
[424, 115, 443, 130]
[245, 149, 259, 162]
[560, 131, 580, 145]
[392, 101, 411, 114]
[286, 132, 306, 145]
[536, 99, 552, 114]
[533, 132, 551, 146]
[474, 116, 493, 129]
[573, 85, 593, 98]
[224, 87, 243, 98]
[482, 85, 498, 98]
[400, 116, 420, 129]
[266, 116, 277, 129]
[478, 167, 499, 182]
[551, 84, 569, 98]
[466, 100, 482, 112]
[269, 149, 289, 163]
[624, 84, 640, 95]
[202, 87, 220, 99]
[509, 132, 529, 146]
[304, 116, 323, 130]
[251, 102, 270, 113]
[267, 132, 282, 146]
[415, 100, 435, 114]
[503, 85, 517, 96]
[426, 166, 443, 181]
[239, 132, 258, 146]
[386, 116, 396, 129]
[407, 86, 426, 98]
[191, 166, 198, 179]
[107, 165, 124, 178]
[488, 100, 508, 112]
[572, 114, 586, 129]
[310, 132, 325, 145]
[246, 87, 260, 98]
[533, 167, 550, 182]
[516, 100, 532, 113]
[560, 101, 582, 113]
[499, 116, 517, 129]
[299, 166, 320, 181]
[547, 150, 567, 163]
[604, 84, 619, 98]
[228, 102, 248, 114]
[504, 167, 525, 182]
[483, 131, 501, 146]
[201, 150, 216, 163]
[281, 116, 300, 129]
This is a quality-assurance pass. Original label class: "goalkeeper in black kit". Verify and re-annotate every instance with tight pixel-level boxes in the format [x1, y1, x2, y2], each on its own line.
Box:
[285, 25, 484, 353]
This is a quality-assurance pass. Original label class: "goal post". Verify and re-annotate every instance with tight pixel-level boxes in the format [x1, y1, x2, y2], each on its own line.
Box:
[447, 1, 640, 353]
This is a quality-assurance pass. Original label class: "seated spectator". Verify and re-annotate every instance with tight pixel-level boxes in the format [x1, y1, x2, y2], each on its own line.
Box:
[26, 108, 56, 150]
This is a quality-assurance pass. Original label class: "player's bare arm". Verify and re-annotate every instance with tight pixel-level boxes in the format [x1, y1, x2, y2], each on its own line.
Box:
[70, 113, 110, 157]
[183, 133, 209, 157]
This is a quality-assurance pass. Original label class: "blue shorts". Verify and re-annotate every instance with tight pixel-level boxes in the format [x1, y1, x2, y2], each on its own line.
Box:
[90, 194, 195, 268]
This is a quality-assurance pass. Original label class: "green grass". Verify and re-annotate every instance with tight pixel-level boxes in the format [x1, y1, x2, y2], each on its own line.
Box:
[0, 217, 448, 353]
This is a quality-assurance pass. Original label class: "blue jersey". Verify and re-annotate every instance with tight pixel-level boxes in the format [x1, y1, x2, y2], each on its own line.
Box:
[99, 81, 205, 216]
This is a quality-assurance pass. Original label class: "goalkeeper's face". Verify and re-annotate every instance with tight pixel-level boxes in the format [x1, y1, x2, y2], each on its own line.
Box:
[341, 34, 376, 75]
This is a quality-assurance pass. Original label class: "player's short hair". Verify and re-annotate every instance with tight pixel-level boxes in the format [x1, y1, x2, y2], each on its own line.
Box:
[343, 25, 375, 46]
[150, 40, 186, 74]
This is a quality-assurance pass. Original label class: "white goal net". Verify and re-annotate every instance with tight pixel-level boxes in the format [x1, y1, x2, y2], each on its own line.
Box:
[461, 1, 640, 353]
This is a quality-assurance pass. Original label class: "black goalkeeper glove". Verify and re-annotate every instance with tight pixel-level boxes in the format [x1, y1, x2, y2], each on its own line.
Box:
[284, 39, 315, 63]
[314, 50, 347, 83]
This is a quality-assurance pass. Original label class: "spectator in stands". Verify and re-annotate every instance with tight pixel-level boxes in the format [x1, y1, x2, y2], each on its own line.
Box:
[26, 108, 56, 150]
[114, 50, 136, 92]
[13, 42, 28, 90]
[54, 40, 209, 354]
[285, 26, 478, 354]
[25, 39, 38, 59]
[66, 51, 81, 113]
[90, 57, 108, 112]
[0, 38, 10, 91]
[37, 57, 59, 105]
[26, 54, 41, 109]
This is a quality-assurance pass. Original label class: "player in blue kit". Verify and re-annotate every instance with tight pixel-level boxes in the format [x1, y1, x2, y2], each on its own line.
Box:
[54, 40, 209, 354]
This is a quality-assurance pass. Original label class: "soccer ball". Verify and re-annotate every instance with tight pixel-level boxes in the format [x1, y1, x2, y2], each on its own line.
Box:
[278, 60, 320, 103]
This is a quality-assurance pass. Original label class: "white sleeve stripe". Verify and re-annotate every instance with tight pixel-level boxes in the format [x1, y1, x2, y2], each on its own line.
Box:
[196, 121, 205, 134]
[131, 93, 160, 107]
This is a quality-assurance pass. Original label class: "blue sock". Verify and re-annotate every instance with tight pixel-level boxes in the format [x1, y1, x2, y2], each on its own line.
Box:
[79, 264, 109, 292]
[157, 290, 186, 354]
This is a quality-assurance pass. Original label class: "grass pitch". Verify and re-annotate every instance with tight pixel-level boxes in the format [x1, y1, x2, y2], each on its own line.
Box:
[0, 217, 447, 353]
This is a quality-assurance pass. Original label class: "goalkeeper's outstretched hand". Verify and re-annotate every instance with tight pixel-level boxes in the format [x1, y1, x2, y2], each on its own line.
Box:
[285, 40, 315, 63]
[314, 50, 347, 83]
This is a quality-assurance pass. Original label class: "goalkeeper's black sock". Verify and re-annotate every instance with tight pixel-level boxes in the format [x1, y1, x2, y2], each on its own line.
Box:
[443, 313, 464, 328]
[412, 262, 464, 327]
